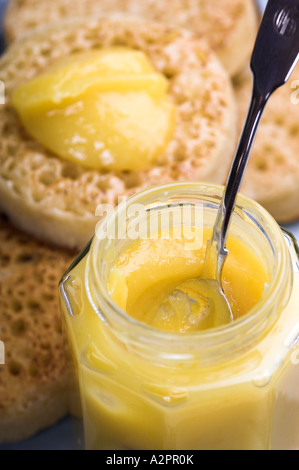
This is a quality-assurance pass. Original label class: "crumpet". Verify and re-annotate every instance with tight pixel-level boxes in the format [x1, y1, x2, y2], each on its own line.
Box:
[0, 16, 236, 249]
[235, 70, 299, 224]
[0, 215, 75, 442]
[3, 0, 258, 77]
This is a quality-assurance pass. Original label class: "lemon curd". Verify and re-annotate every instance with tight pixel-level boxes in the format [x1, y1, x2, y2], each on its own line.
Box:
[59, 184, 299, 450]
[12, 48, 176, 171]
[108, 229, 268, 332]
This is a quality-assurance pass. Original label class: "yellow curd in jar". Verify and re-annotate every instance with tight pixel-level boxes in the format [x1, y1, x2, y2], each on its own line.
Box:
[59, 184, 299, 450]
[108, 228, 268, 332]
[12, 48, 175, 171]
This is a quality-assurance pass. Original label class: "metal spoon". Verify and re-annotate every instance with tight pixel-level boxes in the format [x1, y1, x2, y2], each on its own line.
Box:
[158, 0, 299, 330]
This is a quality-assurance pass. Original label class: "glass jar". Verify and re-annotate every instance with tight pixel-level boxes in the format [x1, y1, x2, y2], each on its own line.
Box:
[59, 182, 299, 450]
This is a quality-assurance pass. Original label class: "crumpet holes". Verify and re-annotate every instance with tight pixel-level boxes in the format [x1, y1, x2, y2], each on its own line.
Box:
[255, 159, 268, 172]
[11, 299, 22, 313]
[11, 319, 27, 335]
[8, 361, 22, 376]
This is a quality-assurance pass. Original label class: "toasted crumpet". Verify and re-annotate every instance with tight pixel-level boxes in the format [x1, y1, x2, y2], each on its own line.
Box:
[4, 0, 258, 77]
[234, 68, 299, 224]
[0, 16, 237, 249]
[0, 215, 75, 442]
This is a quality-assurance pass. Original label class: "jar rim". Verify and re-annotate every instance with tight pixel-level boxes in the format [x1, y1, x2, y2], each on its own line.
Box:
[86, 182, 292, 362]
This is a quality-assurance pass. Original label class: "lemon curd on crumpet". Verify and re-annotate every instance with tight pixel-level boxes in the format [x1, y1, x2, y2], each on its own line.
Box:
[0, 16, 237, 251]
[59, 183, 299, 450]
[11, 48, 176, 171]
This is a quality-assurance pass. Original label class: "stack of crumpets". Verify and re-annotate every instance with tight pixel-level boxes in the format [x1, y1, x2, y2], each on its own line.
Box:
[0, 15, 237, 251]
[0, 215, 75, 442]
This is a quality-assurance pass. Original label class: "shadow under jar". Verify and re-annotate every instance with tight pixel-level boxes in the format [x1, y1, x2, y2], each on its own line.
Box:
[59, 182, 299, 450]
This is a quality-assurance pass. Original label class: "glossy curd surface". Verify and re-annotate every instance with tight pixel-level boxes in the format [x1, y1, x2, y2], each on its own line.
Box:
[12, 48, 175, 171]
[108, 228, 269, 331]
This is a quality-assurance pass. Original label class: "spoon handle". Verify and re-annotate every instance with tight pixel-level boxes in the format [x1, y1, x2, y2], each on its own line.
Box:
[213, 0, 299, 276]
